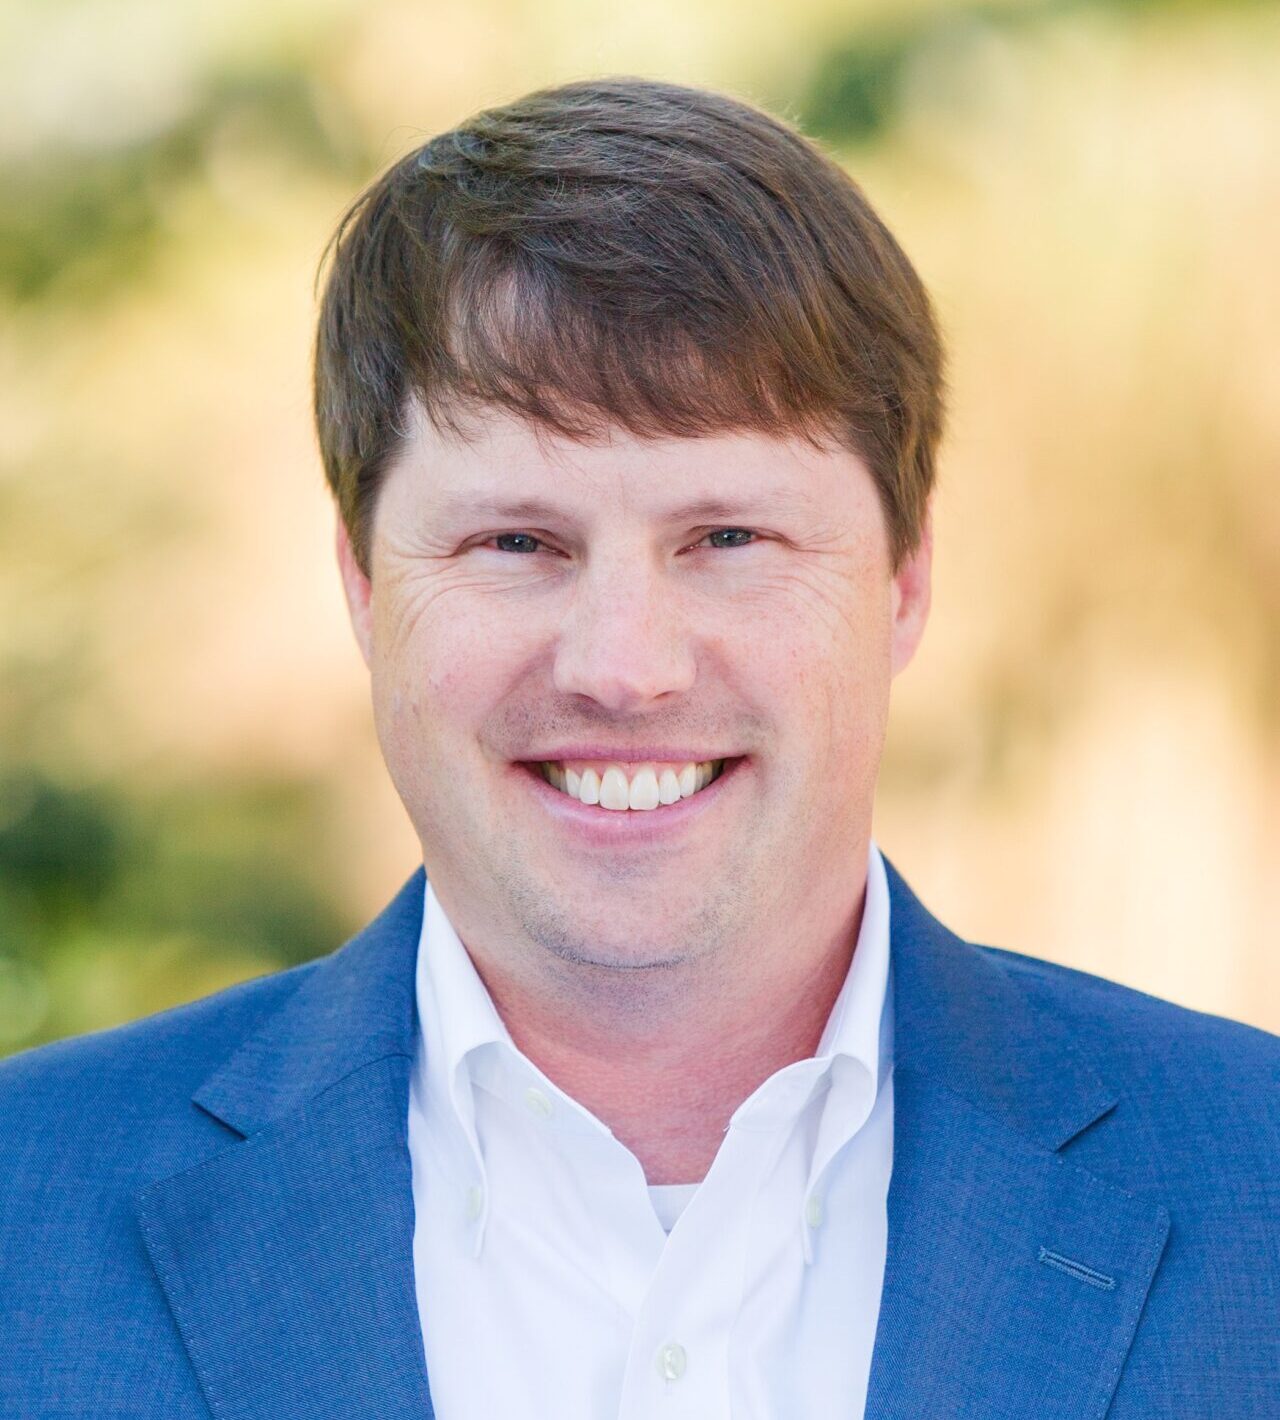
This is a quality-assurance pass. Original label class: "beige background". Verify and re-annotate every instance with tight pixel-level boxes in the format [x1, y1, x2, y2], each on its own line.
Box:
[1, 0, 1277, 1051]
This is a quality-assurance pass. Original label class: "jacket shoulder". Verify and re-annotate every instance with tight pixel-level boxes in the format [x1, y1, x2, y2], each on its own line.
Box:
[979, 943, 1279, 1179]
[972, 943, 1280, 1414]
[0, 960, 329, 1410]
[983, 942, 1280, 1078]
[0, 958, 318, 1148]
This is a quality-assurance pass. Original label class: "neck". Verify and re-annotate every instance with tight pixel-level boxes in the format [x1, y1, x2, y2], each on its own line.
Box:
[471, 898, 864, 1185]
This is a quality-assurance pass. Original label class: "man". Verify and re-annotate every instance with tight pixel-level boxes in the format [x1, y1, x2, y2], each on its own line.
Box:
[1, 77, 1276, 1419]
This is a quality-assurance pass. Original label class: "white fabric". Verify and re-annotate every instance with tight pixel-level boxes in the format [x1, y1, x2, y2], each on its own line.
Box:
[647, 1181, 698, 1232]
[408, 841, 895, 1420]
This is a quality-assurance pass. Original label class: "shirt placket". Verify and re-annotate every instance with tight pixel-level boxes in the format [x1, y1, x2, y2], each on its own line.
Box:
[614, 1107, 796, 1420]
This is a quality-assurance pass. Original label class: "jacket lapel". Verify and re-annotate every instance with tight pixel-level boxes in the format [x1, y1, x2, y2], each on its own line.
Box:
[134, 871, 435, 1420]
[133, 853, 1171, 1419]
[866, 860, 1170, 1419]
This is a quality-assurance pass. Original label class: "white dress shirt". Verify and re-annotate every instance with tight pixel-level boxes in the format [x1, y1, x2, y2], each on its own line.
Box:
[408, 842, 895, 1419]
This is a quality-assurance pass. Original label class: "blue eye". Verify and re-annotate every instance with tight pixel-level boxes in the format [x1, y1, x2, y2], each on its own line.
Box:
[493, 533, 543, 554]
[703, 528, 756, 548]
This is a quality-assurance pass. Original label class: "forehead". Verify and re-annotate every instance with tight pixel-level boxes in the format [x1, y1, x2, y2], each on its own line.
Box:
[391, 400, 877, 525]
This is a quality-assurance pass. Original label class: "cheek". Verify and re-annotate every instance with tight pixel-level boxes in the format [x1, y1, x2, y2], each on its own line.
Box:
[723, 567, 890, 694]
[376, 630, 481, 733]
[372, 589, 541, 752]
[723, 583, 891, 781]
[740, 553, 889, 644]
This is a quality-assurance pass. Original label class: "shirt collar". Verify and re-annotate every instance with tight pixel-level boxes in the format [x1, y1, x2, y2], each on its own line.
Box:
[418, 882, 511, 1082]
[413, 876, 517, 1161]
[726, 840, 891, 1132]
[414, 840, 892, 1140]
[821, 837, 893, 1082]
[414, 872, 609, 1160]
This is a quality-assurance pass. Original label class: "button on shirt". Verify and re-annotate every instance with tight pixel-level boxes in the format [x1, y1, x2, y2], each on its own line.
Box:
[408, 842, 895, 1420]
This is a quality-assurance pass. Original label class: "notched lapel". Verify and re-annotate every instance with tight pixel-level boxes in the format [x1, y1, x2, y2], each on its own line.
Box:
[870, 861, 1172, 1420]
[864, 1070, 1169, 1420]
[132, 871, 433, 1420]
[135, 1053, 434, 1420]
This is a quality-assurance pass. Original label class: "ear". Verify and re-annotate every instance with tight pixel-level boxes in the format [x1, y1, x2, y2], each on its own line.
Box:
[335, 515, 374, 669]
[889, 499, 933, 678]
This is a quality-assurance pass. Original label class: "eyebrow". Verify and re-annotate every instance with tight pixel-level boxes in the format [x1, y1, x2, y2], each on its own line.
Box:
[434, 492, 815, 523]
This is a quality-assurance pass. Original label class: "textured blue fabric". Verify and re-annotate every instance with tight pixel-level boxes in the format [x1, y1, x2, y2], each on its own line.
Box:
[1, 858, 1276, 1418]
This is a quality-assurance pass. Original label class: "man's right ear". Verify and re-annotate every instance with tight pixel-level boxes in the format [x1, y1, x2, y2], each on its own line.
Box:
[335, 515, 374, 669]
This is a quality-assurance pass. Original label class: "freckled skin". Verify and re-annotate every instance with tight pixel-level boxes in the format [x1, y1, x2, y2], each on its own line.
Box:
[338, 401, 932, 1181]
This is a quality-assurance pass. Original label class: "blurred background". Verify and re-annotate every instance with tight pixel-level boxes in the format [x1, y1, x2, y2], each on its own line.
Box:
[1, 0, 1277, 1055]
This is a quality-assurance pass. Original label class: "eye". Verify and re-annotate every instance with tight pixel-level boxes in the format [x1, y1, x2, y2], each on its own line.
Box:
[490, 532, 544, 554]
[698, 528, 757, 549]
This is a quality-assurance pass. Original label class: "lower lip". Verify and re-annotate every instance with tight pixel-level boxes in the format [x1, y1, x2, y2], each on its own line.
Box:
[511, 758, 748, 847]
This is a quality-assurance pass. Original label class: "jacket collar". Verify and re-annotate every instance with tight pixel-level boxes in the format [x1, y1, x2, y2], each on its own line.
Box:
[190, 868, 426, 1139]
[883, 856, 1118, 1150]
[868, 860, 1166, 1420]
[191, 855, 1115, 1149]
[136, 855, 1165, 1420]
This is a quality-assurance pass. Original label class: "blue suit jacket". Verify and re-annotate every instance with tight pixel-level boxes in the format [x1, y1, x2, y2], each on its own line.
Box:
[1, 858, 1277, 1417]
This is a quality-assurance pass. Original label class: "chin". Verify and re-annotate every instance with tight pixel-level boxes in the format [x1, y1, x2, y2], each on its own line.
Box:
[540, 940, 689, 973]
[525, 885, 738, 971]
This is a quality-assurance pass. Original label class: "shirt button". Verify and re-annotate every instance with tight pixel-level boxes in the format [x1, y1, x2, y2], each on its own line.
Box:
[655, 1343, 687, 1382]
[465, 1185, 484, 1222]
[805, 1194, 825, 1228]
[524, 1085, 554, 1118]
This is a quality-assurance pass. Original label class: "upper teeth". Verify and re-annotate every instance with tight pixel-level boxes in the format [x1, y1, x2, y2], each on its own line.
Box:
[541, 760, 724, 810]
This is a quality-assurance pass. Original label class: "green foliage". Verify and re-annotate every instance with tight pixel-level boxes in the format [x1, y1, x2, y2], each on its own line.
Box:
[0, 768, 356, 1056]
[0, 62, 368, 304]
[800, 25, 918, 145]
[797, 0, 1267, 145]
[2, 0, 1277, 1054]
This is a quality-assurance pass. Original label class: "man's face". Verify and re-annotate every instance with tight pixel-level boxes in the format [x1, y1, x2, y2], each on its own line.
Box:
[339, 402, 931, 989]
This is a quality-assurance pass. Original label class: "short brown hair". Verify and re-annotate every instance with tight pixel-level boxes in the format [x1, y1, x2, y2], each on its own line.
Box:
[313, 77, 945, 574]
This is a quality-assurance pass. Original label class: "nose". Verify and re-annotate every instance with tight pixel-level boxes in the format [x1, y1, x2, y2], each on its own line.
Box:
[551, 548, 697, 712]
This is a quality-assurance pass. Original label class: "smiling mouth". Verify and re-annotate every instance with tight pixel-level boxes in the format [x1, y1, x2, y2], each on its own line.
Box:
[529, 758, 731, 810]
